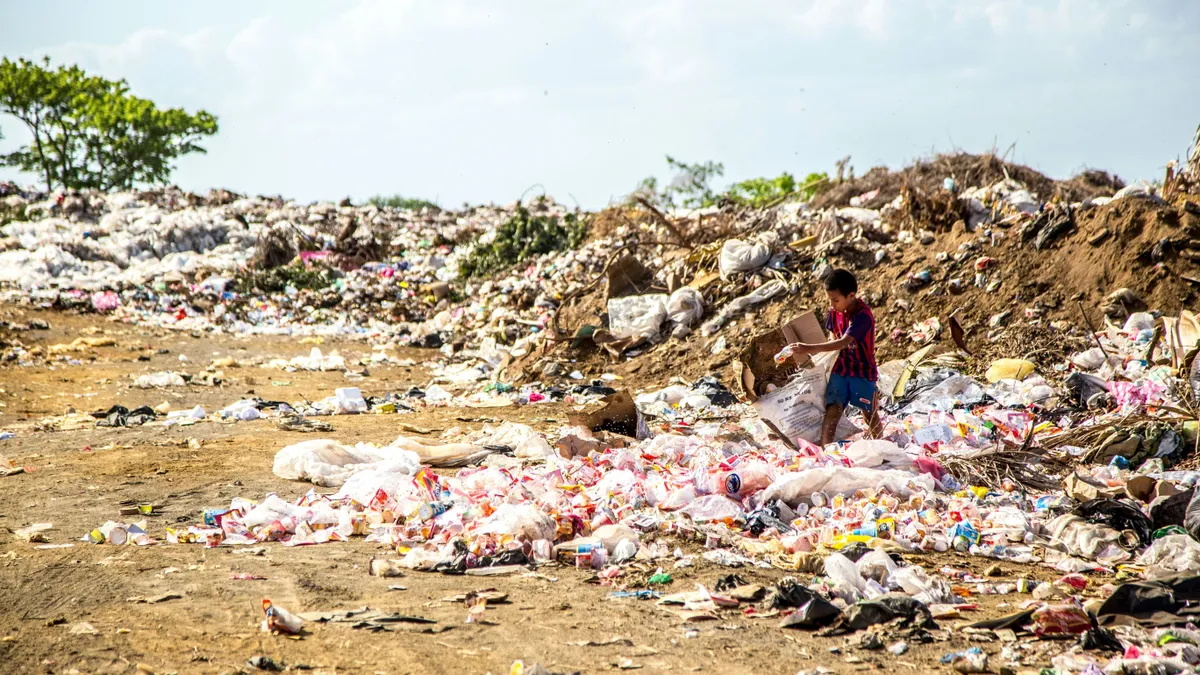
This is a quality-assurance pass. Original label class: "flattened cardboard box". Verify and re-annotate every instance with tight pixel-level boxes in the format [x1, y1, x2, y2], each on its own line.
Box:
[736, 311, 856, 445]
[737, 311, 826, 402]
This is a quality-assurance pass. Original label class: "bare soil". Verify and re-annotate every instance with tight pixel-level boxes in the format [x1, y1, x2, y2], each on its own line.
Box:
[1, 307, 1098, 674]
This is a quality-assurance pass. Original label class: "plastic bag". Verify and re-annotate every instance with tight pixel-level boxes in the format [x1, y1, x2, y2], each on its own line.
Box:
[607, 294, 668, 341]
[891, 564, 955, 605]
[1071, 347, 1108, 371]
[823, 552, 865, 598]
[1031, 604, 1090, 637]
[1047, 514, 1131, 563]
[334, 387, 367, 414]
[700, 280, 787, 336]
[388, 436, 493, 468]
[476, 503, 556, 541]
[855, 548, 898, 584]
[243, 494, 305, 529]
[760, 467, 936, 507]
[679, 495, 745, 522]
[984, 359, 1035, 383]
[843, 440, 914, 471]
[1143, 535, 1200, 578]
[272, 439, 420, 487]
[666, 287, 704, 338]
[135, 371, 186, 388]
[476, 423, 554, 459]
[719, 238, 771, 278]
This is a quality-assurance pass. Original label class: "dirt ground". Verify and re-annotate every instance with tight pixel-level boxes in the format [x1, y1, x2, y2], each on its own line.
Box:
[1, 307, 1098, 674]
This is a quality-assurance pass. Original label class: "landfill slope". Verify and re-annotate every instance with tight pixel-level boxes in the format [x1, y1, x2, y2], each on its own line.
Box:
[531, 189, 1199, 392]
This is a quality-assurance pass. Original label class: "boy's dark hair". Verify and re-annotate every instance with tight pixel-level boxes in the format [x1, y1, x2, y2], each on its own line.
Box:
[823, 268, 858, 295]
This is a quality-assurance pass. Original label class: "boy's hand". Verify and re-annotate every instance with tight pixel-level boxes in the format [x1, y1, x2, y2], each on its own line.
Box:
[774, 343, 810, 365]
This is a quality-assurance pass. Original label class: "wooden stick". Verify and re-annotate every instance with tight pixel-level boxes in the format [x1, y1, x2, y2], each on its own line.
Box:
[1076, 300, 1114, 365]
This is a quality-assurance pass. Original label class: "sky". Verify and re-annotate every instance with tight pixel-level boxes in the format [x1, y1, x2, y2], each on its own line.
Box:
[1, 0, 1198, 208]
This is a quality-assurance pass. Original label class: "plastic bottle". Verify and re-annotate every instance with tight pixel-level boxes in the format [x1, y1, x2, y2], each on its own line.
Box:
[709, 466, 772, 499]
[418, 502, 448, 522]
[1030, 603, 1090, 636]
[261, 598, 303, 634]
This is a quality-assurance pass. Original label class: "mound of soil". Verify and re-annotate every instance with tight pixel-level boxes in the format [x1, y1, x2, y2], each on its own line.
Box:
[811, 153, 1126, 211]
[529, 195, 1200, 393]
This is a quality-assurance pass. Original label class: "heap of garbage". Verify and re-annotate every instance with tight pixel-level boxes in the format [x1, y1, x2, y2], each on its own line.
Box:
[9, 140, 1200, 672]
[4, 151, 1200, 399]
[68, 289, 1200, 672]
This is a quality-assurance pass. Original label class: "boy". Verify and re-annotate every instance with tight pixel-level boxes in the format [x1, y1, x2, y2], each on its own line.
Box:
[783, 268, 881, 445]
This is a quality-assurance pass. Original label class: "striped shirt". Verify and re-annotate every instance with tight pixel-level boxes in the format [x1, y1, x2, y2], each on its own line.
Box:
[825, 301, 878, 381]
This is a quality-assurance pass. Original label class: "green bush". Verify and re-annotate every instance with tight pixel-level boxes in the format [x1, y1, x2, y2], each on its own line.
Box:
[631, 156, 829, 210]
[367, 194, 440, 211]
[724, 171, 829, 207]
[233, 263, 338, 293]
[458, 206, 587, 278]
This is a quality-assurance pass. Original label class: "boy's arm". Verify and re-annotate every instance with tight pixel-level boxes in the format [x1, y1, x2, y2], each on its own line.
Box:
[788, 334, 855, 355]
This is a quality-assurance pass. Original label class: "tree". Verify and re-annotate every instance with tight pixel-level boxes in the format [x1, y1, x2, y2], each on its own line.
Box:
[630, 156, 725, 209]
[724, 171, 829, 207]
[0, 56, 217, 191]
[632, 156, 829, 209]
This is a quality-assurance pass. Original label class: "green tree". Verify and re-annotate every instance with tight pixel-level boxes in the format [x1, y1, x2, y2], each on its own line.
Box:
[631, 156, 725, 209]
[0, 56, 217, 191]
[724, 171, 829, 207]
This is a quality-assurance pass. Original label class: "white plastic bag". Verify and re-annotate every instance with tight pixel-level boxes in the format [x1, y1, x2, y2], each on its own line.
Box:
[760, 467, 935, 507]
[700, 280, 787, 336]
[666, 287, 704, 338]
[334, 387, 367, 414]
[1137, 535, 1200, 578]
[891, 564, 955, 605]
[679, 495, 745, 522]
[476, 503, 556, 541]
[719, 238, 771, 278]
[843, 440, 914, 470]
[272, 439, 420, 487]
[243, 494, 305, 529]
[476, 423, 554, 459]
[824, 552, 865, 601]
[1048, 514, 1131, 563]
[855, 548, 898, 583]
[607, 294, 668, 341]
[135, 371, 186, 388]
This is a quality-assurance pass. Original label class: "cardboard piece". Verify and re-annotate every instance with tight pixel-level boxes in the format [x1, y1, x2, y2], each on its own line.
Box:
[735, 312, 860, 446]
[606, 255, 657, 301]
[752, 351, 857, 446]
[568, 391, 638, 438]
[737, 312, 827, 402]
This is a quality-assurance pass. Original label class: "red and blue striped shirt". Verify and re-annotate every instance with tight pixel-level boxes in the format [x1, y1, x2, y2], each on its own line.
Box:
[825, 301, 878, 381]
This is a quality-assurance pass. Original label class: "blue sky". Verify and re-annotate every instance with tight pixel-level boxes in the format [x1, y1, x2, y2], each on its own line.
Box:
[1, 0, 1198, 207]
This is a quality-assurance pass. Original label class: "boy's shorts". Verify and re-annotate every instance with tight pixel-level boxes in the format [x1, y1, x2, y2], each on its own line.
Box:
[826, 373, 877, 413]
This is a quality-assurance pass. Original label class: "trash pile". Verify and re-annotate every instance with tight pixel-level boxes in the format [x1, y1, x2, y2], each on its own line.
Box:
[8, 140, 1200, 671]
[3, 152, 1200, 398]
[68, 285, 1200, 671]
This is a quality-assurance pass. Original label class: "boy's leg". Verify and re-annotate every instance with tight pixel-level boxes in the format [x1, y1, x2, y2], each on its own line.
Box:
[865, 389, 883, 439]
[821, 404, 843, 446]
[823, 373, 850, 446]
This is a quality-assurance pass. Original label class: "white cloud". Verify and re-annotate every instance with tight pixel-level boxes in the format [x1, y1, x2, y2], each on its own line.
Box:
[2, 0, 1197, 205]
